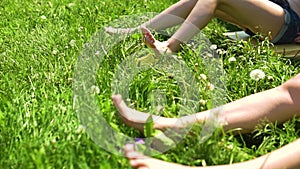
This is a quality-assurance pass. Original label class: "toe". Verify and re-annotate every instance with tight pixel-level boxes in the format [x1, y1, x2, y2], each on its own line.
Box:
[112, 94, 123, 105]
[141, 27, 156, 48]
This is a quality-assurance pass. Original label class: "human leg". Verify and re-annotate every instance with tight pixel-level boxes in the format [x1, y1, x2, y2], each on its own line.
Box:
[113, 73, 300, 133]
[125, 138, 300, 169]
[143, 0, 198, 31]
[112, 94, 179, 132]
[124, 144, 194, 169]
[105, 0, 198, 34]
[218, 73, 300, 133]
[166, 0, 286, 52]
[251, 138, 300, 169]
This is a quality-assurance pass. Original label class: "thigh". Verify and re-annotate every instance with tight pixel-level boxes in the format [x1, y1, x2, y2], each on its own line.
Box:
[215, 10, 248, 30]
[217, 0, 286, 39]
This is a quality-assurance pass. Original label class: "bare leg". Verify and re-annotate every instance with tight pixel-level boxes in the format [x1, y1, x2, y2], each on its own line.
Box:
[252, 138, 300, 169]
[141, 27, 172, 54]
[220, 73, 300, 133]
[166, 0, 286, 52]
[105, 0, 198, 34]
[215, 10, 248, 30]
[112, 95, 179, 132]
[125, 144, 193, 169]
[113, 74, 300, 134]
[108, 0, 286, 52]
[143, 0, 198, 30]
[125, 138, 300, 169]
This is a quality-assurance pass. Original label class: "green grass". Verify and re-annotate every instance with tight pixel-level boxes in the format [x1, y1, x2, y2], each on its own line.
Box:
[0, 0, 299, 168]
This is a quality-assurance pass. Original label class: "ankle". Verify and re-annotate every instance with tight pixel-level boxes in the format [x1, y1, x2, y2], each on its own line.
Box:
[167, 39, 181, 52]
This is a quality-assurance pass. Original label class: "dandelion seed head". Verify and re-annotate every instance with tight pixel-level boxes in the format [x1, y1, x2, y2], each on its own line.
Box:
[250, 69, 265, 81]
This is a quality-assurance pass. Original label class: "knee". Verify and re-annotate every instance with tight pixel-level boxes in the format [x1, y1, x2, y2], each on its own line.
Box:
[281, 73, 300, 91]
[280, 73, 300, 109]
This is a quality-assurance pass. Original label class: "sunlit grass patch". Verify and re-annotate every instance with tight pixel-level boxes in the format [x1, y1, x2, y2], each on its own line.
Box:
[0, 0, 299, 168]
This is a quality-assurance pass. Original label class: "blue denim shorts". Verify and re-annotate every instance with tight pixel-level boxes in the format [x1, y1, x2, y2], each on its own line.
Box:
[272, 7, 300, 43]
[246, 0, 300, 44]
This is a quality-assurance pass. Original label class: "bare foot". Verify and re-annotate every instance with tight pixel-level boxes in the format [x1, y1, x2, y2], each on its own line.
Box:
[141, 27, 172, 55]
[125, 144, 193, 169]
[112, 95, 178, 132]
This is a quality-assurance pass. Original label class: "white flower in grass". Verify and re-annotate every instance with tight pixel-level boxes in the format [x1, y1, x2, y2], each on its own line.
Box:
[40, 15, 47, 20]
[78, 26, 84, 32]
[68, 3, 74, 8]
[206, 53, 213, 58]
[210, 44, 217, 50]
[69, 39, 76, 47]
[207, 82, 215, 90]
[228, 57, 236, 62]
[217, 49, 227, 55]
[199, 99, 207, 106]
[91, 85, 100, 94]
[52, 49, 58, 55]
[267, 76, 274, 81]
[76, 125, 86, 134]
[199, 74, 207, 80]
[250, 69, 265, 81]
[51, 139, 56, 144]
[95, 51, 100, 56]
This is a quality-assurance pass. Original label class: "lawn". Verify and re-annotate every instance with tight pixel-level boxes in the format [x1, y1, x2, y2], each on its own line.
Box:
[0, 0, 299, 168]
